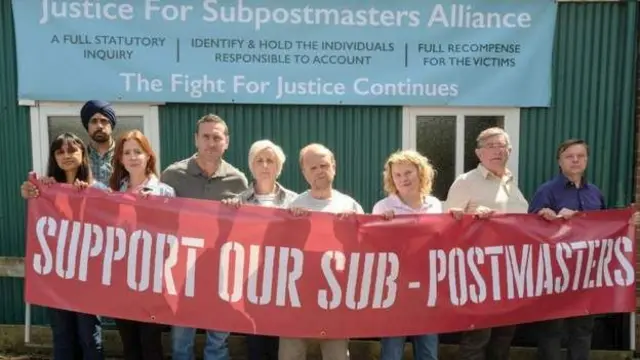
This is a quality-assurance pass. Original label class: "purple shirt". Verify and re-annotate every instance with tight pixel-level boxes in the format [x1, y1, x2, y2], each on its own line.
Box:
[528, 174, 605, 214]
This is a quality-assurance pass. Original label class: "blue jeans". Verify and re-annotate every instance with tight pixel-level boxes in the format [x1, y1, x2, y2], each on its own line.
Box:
[171, 326, 230, 360]
[49, 308, 103, 360]
[380, 335, 438, 360]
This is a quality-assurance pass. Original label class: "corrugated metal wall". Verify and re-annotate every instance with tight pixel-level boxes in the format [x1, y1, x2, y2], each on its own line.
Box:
[519, 2, 637, 207]
[159, 104, 402, 211]
[0, 0, 46, 326]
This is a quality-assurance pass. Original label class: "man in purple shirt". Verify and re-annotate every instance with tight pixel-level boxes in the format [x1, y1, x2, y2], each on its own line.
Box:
[528, 139, 603, 360]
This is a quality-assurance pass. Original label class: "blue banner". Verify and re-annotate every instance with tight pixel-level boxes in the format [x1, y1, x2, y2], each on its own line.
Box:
[12, 0, 557, 106]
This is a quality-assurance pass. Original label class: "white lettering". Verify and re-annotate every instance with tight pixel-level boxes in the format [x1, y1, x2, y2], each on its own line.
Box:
[39, 0, 134, 25]
[613, 236, 634, 286]
[145, 0, 193, 21]
[218, 242, 302, 307]
[33, 216, 55, 275]
[32, 217, 202, 297]
[427, 4, 532, 28]
[353, 78, 458, 98]
[319, 251, 398, 310]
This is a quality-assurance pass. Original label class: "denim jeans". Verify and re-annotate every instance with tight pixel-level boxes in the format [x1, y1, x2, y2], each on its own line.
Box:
[380, 335, 438, 360]
[49, 308, 103, 360]
[171, 326, 230, 360]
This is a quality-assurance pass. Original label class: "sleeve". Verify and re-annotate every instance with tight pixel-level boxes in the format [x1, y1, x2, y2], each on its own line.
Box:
[286, 192, 303, 209]
[234, 189, 250, 204]
[371, 199, 386, 215]
[226, 174, 250, 197]
[443, 176, 469, 211]
[240, 172, 250, 190]
[163, 185, 176, 198]
[599, 191, 607, 210]
[430, 197, 444, 214]
[160, 167, 176, 188]
[354, 201, 365, 215]
[528, 186, 552, 214]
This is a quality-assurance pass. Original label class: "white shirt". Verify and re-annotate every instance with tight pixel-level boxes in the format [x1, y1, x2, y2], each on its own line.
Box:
[254, 193, 278, 207]
[289, 189, 364, 214]
[372, 194, 443, 215]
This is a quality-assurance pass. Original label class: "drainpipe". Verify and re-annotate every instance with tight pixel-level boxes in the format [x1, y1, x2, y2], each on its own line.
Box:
[622, 0, 638, 352]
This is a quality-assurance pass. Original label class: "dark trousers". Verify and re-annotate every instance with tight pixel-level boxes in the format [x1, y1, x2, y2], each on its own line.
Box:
[458, 325, 516, 360]
[49, 308, 103, 360]
[247, 334, 279, 360]
[537, 316, 595, 360]
[115, 318, 164, 360]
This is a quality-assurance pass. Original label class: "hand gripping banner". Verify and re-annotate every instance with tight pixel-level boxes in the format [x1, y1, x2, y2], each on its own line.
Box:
[25, 185, 636, 338]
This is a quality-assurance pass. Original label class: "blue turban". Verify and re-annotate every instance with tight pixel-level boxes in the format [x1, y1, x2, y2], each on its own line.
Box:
[80, 100, 116, 130]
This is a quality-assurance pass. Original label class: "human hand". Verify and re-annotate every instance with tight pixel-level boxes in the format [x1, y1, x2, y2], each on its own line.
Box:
[474, 206, 495, 219]
[449, 208, 464, 220]
[381, 210, 395, 220]
[557, 208, 577, 219]
[289, 207, 310, 217]
[221, 198, 242, 209]
[20, 181, 38, 199]
[537, 208, 557, 221]
[73, 179, 90, 191]
[336, 210, 356, 220]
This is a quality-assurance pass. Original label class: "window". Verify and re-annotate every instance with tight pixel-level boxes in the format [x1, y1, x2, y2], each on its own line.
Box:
[27, 102, 161, 175]
[402, 107, 520, 201]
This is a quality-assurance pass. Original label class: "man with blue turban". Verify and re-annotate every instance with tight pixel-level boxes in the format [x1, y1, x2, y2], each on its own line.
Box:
[80, 100, 116, 185]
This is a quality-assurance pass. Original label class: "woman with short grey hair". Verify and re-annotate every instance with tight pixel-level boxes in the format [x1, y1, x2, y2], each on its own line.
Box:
[226, 139, 297, 207]
[222, 139, 297, 360]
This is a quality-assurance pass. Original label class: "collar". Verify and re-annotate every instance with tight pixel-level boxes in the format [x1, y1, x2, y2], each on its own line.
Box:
[477, 164, 513, 181]
[120, 175, 159, 191]
[555, 173, 588, 189]
[389, 194, 434, 210]
[242, 182, 288, 203]
[186, 154, 229, 178]
[89, 140, 115, 156]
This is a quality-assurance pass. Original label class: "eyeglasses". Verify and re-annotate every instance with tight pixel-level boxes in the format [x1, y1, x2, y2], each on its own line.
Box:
[480, 143, 508, 150]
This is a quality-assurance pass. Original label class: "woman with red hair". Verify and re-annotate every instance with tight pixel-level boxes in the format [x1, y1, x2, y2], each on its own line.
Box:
[108, 129, 174, 360]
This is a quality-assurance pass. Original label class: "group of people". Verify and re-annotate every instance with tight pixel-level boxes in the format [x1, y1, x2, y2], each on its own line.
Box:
[19, 99, 639, 360]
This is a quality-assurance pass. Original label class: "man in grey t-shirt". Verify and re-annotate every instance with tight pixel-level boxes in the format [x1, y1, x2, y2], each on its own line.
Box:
[161, 114, 248, 360]
[280, 143, 363, 360]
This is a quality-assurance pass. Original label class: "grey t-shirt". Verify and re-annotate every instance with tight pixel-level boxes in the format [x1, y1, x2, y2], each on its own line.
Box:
[289, 189, 364, 214]
[160, 155, 248, 201]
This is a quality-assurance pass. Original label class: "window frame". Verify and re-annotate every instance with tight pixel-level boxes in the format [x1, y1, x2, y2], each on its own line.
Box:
[27, 101, 161, 174]
[402, 107, 521, 185]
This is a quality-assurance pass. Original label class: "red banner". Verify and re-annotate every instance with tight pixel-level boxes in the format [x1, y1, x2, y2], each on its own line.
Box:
[25, 184, 636, 338]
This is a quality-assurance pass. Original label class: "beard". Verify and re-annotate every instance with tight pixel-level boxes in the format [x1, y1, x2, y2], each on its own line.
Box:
[91, 131, 110, 143]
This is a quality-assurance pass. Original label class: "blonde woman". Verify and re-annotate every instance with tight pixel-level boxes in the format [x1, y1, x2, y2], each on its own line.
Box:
[222, 139, 297, 360]
[372, 149, 440, 360]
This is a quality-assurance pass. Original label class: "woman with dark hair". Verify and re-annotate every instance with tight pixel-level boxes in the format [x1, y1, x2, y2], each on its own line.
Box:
[108, 129, 174, 360]
[20, 132, 104, 360]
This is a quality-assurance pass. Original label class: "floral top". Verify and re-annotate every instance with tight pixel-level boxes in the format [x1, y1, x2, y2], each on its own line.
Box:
[118, 175, 175, 197]
[91, 181, 109, 190]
